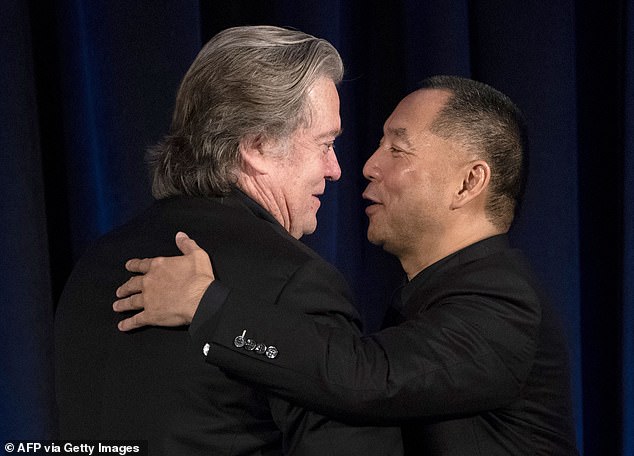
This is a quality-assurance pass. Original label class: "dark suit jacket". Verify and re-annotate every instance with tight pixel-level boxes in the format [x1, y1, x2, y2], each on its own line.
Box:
[55, 191, 402, 455]
[201, 235, 578, 455]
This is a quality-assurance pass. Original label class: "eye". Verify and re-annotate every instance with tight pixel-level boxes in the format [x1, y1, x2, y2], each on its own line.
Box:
[323, 142, 335, 154]
[379, 138, 402, 156]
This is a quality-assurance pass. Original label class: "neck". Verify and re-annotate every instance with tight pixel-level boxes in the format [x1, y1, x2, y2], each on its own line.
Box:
[236, 174, 294, 237]
[400, 220, 503, 280]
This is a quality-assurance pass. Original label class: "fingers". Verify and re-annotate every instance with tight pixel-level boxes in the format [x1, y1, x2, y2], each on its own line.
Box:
[113, 293, 147, 331]
[125, 257, 154, 273]
[116, 275, 144, 298]
[114, 232, 209, 333]
[117, 311, 146, 332]
[175, 231, 201, 255]
[113, 292, 143, 313]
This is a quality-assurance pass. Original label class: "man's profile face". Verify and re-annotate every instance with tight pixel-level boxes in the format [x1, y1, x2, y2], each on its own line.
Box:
[362, 89, 465, 257]
[267, 77, 342, 239]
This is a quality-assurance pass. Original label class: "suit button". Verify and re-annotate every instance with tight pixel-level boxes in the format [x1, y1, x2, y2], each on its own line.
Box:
[255, 343, 267, 354]
[234, 330, 247, 348]
[245, 339, 256, 351]
[203, 343, 210, 356]
[265, 346, 278, 359]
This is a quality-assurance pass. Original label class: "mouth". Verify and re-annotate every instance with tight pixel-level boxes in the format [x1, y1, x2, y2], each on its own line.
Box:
[312, 193, 323, 207]
[362, 191, 382, 214]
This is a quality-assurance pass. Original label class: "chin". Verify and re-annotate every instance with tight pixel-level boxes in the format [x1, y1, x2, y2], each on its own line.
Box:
[303, 220, 318, 236]
[366, 229, 382, 246]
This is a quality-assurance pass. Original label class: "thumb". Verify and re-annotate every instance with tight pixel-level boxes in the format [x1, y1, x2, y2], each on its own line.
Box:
[175, 231, 200, 255]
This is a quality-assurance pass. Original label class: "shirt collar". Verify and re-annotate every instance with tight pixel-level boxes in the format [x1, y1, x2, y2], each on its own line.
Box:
[397, 234, 511, 308]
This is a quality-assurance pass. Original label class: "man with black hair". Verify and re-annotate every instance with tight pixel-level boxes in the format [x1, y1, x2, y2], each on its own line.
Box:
[115, 76, 578, 455]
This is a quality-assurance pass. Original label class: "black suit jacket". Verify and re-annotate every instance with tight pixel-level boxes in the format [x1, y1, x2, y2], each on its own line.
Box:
[55, 191, 402, 455]
[201, 235, 578, 455]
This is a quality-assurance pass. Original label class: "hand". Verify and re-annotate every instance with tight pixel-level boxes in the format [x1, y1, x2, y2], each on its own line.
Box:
[113, 231, 214, 331]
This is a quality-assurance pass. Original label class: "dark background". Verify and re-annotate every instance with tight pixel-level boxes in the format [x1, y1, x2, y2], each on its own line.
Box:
[2, 1, 632, 454]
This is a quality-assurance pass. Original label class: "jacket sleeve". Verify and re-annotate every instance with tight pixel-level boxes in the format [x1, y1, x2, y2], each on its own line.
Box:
[268, 394, 403, 456]
[192, 257, 403, 454]
[202, 259, 540, 423]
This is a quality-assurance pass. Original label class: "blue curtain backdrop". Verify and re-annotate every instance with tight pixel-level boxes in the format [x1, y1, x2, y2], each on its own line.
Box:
[1, 1, 631, 454]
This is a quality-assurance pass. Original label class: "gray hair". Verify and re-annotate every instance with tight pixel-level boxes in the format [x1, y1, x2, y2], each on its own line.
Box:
[149, 26, 344, 198]
[420, 75, 528, 230]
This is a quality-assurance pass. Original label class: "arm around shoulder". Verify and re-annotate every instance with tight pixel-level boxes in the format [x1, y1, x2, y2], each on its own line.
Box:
[204, 273, 538, 422]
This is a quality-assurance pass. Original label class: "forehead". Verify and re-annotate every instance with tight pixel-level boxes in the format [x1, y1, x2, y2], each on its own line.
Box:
[383, 89, 450, 140]
[287, 78, 341, 149]
[306, 78, 340, 131]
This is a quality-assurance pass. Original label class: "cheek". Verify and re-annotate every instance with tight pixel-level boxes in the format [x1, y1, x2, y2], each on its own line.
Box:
[388, 173, 436, 217]
[289, 180, 314, 210]
[383, 169, 417, 202]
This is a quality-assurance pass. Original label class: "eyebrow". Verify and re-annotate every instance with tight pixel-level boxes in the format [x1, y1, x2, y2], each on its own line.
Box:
[316, 128, 344, 140]
[386, 127, 413, 148]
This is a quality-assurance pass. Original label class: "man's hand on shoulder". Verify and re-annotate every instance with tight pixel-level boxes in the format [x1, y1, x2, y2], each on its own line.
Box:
[113, 232, 214, 331]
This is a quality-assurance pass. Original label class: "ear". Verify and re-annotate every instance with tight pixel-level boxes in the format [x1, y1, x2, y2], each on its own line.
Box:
[239, 134, 273, 175]
[451, 160, 491, 209]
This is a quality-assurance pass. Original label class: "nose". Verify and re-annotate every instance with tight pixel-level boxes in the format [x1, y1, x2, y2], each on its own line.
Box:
[325, 148, 342, 182]
[362, 148, 381, 181]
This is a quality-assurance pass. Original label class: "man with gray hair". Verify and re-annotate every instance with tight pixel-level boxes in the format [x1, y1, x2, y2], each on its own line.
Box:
[114, 76, 578, 454]
[55, 25, 403, 455]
